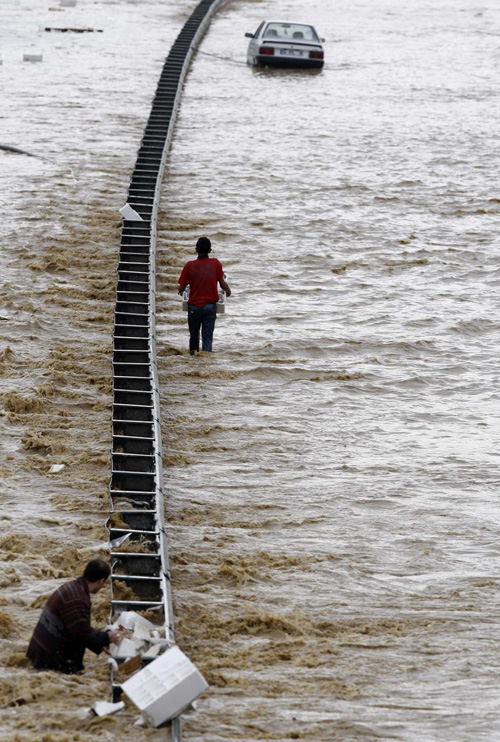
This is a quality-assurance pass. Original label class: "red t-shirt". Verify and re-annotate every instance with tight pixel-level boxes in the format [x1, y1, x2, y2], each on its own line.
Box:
[179, 256, 224, 308]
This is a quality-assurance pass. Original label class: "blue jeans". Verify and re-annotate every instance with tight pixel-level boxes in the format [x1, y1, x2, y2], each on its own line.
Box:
[187, 303, 217, 353]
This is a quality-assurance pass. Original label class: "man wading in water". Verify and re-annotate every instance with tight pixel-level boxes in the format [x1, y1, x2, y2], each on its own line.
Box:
[178, 237, 231, 355]
[27, 559, 121, 674]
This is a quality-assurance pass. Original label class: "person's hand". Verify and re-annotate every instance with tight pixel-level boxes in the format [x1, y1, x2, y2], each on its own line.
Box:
[226, 289, 231, 297]
[108, 630, 122, 644]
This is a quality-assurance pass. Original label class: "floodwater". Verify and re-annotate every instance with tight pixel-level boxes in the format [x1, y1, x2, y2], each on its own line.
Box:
[1, 0, 500, 740]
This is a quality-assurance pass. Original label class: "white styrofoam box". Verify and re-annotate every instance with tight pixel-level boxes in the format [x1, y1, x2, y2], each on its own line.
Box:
[142, 644, 161, 660]
[112, 611, 155, 631]
[132, 637, 146, 653]
[109, 637, 137, 659]
[133, 622, 153, 642]
[121, 646, 208, 727]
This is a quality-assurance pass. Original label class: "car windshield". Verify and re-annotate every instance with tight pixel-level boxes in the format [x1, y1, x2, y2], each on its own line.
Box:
[263, 23, 319, 42]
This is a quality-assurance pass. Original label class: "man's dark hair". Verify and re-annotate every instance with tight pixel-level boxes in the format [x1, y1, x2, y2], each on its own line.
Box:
[83, 559, 110, 582]
[196, 236, 211, 254]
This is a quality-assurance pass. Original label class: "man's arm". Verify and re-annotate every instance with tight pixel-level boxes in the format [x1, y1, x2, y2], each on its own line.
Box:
[60, 596, 111, 653]
[219, 277, 231, 297]
[178, 263, 189, 295]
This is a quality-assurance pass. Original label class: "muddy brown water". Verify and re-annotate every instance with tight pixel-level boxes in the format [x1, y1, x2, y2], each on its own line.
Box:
[1, 0, 500, 740]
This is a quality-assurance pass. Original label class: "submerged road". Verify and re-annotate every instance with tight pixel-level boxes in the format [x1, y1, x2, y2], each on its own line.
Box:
[0, 0, 499, 740]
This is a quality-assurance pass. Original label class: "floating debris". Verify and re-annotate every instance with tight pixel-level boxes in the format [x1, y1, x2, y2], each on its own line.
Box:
[110, 532, 131, 549]
[119, 203, 143, 222]
[121, 646, 208, 727]
[108, 611, 169, 661]
[49, 464, 65, 473]
[91, 700, 125, 717]
[45, 27, 103, 33]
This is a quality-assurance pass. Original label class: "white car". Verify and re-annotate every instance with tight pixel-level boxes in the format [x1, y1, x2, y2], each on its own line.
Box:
[245, 20, 324, 69]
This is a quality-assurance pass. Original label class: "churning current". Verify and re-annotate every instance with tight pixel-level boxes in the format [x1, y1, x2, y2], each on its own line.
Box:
[1, 0, 500, 740]
[158, 0, 500, 739]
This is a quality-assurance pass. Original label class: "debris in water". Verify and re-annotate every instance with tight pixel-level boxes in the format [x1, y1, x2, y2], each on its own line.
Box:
[107, 656, 119, 672]
[45, 26, 103, 32]
[119, 203, 143, 222]
[111, 611, 155, 631]
[110, 532, 131, 549]
[0, 145, 42, 159]
[108, 611, 169, 661]
[110, 636, 137, 659]
[49, 464, 65, 473]
[121, 645, 208, 727]
[91, 700, 125, 717]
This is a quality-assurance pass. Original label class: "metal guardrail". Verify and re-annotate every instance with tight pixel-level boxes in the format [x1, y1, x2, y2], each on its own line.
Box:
[107, 2, 229, 738]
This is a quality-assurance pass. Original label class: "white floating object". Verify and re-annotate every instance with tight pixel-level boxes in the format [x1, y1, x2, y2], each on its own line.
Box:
[121, 645, 208, 727]
[133, 623, 153, 642]
[119, 203, 143, 221]
[107, 656, 119, 671]
[110, 637, 137, 659]
[110, 532, 131, 549]
[132, 638, 146, 653]
[49, 464, 65, 473]
[112, 610, 155, 631]
[141, 644, 161, 660]
[91, 700, 124, 717]
[23, 54, 43, 63]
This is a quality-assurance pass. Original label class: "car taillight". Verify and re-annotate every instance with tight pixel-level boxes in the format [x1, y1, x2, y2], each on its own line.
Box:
[309, 51, 324, 59]
[259, 46, 275, 56]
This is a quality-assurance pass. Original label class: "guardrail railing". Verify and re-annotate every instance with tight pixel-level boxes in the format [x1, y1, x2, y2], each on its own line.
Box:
[107, 2, 229, 738]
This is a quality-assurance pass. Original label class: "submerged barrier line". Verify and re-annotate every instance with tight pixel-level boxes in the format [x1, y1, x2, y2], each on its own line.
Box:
[107, 1, 229, 737]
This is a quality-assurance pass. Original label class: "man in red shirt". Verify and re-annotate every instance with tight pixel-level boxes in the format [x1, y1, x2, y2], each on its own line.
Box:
[178, 237, 231, 355]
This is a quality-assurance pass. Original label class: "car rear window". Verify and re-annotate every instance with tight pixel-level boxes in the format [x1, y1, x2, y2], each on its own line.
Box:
[263, 23, 319, 42]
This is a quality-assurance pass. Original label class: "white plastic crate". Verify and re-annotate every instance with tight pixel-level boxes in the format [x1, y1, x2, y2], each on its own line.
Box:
[181, 287, 226, 314]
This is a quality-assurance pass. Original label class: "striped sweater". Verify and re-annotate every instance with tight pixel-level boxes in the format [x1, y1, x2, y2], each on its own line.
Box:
[26, 576, 109, 674]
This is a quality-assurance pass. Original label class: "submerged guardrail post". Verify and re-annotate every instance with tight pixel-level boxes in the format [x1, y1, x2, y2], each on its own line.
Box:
[107, 1, 229, 738]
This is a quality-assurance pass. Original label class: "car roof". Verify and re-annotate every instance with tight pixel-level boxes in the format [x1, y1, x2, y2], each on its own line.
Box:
[262, 20, 318, 26]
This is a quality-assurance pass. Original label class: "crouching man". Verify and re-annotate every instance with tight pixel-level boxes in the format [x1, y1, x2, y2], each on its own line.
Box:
[27, 558, 121, 674]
